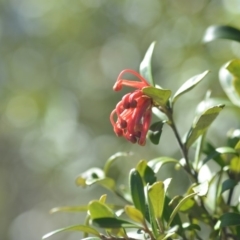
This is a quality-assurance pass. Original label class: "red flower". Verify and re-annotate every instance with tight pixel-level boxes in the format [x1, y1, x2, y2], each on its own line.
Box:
[110, 69, 152, 146]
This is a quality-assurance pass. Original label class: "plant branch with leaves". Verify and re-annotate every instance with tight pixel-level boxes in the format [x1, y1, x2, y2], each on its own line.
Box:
[43, 25, 240, 240]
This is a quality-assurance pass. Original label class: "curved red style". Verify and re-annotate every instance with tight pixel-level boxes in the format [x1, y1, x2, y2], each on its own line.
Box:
[110, 69, 152, 146]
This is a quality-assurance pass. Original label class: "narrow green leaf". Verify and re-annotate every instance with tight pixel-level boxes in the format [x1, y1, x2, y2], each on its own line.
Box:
[148, 157, 179, 173]
[185, 105, 225, 149]
[167, 192, 197, 227]
[221, 179, 238, 194]
[88, 201, 114, 219]
[163, 196, 184, 235]
[142, 86, 171, 108]
[148, 182, 165, 219]
[42, 225, 100, 239]
[230, 156, 240, 173]
[140, 42, 156, 86]
[92, 217, 140, 229]
[99, 194, 107, 203]
[136, 160, 156, 185]
[129, 169, 146, 216]
[219, 60, 240, 107]
[124, 205, 145, 224]
[50, 205, 88, 214]
[75, 168, 104, 187]
[182, 223, 201, 231]
[148, 121, 164, 145]
[221, 60, 240, 101]
[202, 143, 236, 167]
[104, 152, 131, 176]
[203, 25, 240, 43]
[172, 71, 209, 104]
[220, 212, 240, 227]
[227, 129, 240, 148]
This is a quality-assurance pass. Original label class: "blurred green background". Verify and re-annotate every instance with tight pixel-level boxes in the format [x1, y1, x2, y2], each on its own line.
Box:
[1, 0, 240, 239]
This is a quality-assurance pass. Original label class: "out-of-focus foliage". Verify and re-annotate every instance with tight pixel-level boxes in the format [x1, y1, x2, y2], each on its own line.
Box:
[1, 0, 240, 240]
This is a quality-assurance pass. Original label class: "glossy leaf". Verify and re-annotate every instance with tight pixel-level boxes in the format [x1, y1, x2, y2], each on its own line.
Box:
[148, 157, 179, 173]
[172, 71, 209, 104]
[75, 168, 104, 187]
[185, 105, 224, 149]
[42, 225, 100, 239]
[163, 196, 184, 235]
[148, 121, 164, 145]
[88, 200, 114, 219]
[219, 60, 240, 107]
[182, 223, 201, 231]
[76, 173, 115, 192]
[201, 143, 236, 167]
[221, 179, 238, 194]
[220, 212, 240, 227]
[148, 181, 165, 220]
[136, 160, 156, 185]
[142, 86, 171, 108]
[140, 42, 156, 86]
[124, 205, 145, 224]
[50, 205, 88, 214]
[129, 169, 146, 216]
[167, 192, 197, 227]
[104, 152, 131, 176]
[227, 129, 240, 148]
[203, 25, 240, 43]
[192, 181, 209, 197]
[92, 217, 139, 229]
[203, 146, 237, 167]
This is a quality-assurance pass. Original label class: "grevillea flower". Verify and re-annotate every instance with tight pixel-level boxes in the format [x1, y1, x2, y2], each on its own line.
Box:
[110, 69, 152, 146]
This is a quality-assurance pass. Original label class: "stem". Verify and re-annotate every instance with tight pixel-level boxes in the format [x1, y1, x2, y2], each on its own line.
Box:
[164, 107, 197, 181]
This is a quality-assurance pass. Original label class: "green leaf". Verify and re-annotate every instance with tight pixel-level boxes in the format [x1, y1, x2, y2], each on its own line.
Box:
[221, 179, 238, 194]
[203, 25, 240, 43]
[142, 86, 171, 108]
[227, 129, 240, 148]
[185, 105, 225, 149]
[202, 146, 237, 167]
[129, 169, 146, 216]
[148, 182, 165, 220]
[219, 60, 240, 107]
[99, 194, 107, 203]
[42, 225, 100, 239]
[88, 201, 114, 219]
[104, 152, 132, 176]
[92, 217, 139, 229]
[148, 121, 164, 145]
[220, 212, 240, 227]
[182, 223, 201, 231]
[140, 42, 156, 86]
[136, 160, 157, 185]
[202, 143, 236, 167]
[75, 168, 116, 191]
[75, 168, 104, 187]
[50, 205, 88, 214]
[124, 205, 145, 224]
[172, 71, 209, 104]
[162, 196, 184, 235]
[148, 157, 179, 173]
[167, 192, 197, 227]
[230, 156, 240, 173]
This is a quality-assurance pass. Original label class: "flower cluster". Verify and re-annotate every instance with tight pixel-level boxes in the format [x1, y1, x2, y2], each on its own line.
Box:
[110, 69, 152, 146]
